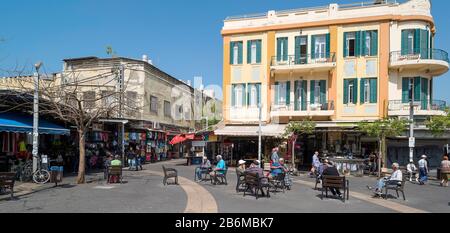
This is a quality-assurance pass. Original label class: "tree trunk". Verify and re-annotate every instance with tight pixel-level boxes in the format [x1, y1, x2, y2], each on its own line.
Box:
[77, 130, 86, 184]
[378, 137, 382, 178]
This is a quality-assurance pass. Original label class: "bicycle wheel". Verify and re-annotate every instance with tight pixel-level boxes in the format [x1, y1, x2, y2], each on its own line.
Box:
[21, 165, 33, 182]
[33, 169, 50, 184]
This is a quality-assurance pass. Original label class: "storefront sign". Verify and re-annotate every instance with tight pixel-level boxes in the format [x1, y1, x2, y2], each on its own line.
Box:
[208, 135, 218, 142]
[192, 141, 206, 147]
[409, 137, 415, 148]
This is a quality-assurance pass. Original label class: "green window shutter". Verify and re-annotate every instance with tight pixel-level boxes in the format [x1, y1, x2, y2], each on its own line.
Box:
[247, 41, 252, 64]
[295, 36, 301, 64]
[361, 31, 367, 56]
[310, 80, 315, 104]
[326, 33, 330, 58]
[420, 30, 429, 59]
[344, 79, 349, 104]
[421, 78, 428, 109]
[402, 78, 410, 103]
[231, 84, 236, 106]
[370, 78, 378, 103]
[230, 42, 235, 65]
[401, 30, 408, 55]
[430, 78, 433, 102]
[343, 32, 348, 58]
[320, 80, 326, 105]
[283, 38, 288, 61]
[256, 40, 262, 64]
[286, 81, 291, 106]
[238, 42, 243, 64]
[352, 79, 358, 104]
[414, 77, 421, 101]
[311, 35, 316, 59]
[242, 84, 246, 106]
[274, 82, 279, 105]
[301, 81, 307, 111]
[355, 31, 361, 57]
[276, 38, 282, 62]
[294, 81, 299, 110]
[257, 83, 261, 106]
[371, 30, 378, 56]
[414, 29, 421, 55]
[360, 78, 366, 104]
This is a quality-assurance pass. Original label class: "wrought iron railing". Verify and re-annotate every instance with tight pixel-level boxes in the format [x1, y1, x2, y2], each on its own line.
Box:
[271, 101, 335, 112]
[390, 48, 449, 63]
[388, 99, 447, 111]
[271, 53, 336, 67]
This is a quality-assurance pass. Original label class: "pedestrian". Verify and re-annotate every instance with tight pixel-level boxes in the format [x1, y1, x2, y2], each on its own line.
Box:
[418, 155, 429, 185]
[310, 151, 320, 177]
[367, 163, 403, 195]
[127, 149, 136, 170]
[271, 147, 280, 163]
[440, 155, 450, 187]
[135, 150, 143, 171]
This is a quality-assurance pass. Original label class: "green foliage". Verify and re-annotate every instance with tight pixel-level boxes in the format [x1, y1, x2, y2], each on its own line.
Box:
[426, 108, 450, 136]
[283, 118, 316, 137]
[358, 118, 408, 139]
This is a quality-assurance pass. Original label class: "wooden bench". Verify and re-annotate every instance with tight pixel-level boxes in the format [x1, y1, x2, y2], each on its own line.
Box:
[384, 176, 406, 201]
[270, 172, 286, 193]
[321, 175, 349, 202]
[212, 167, 228, 185]
[162, 165, 178, 185]
[107, 166, 123, 184]
[0, 172, 15, 198]
[243, 172, 270, 199]
[235, 169, 246, 193]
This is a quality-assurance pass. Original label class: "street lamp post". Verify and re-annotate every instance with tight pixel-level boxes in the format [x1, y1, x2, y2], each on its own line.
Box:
[32, 62, 42, 172]
[409, 79, 415, 163]
[258, 103, 262, 168]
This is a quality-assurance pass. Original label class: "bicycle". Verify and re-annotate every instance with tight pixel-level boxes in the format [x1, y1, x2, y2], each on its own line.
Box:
[32, 155, 50, 184]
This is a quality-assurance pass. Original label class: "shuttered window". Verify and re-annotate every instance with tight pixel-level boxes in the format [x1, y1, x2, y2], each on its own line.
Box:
[360, 78, 378, 104]
[344, 79, 358, 104]
[277, 37, 288, 62]
[230, 41, 243, 65]
[247, 40, 262, 64]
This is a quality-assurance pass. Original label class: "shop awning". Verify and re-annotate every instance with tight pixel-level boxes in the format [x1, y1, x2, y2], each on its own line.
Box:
[214, 125, 286, 137]
[0, 112, 70, 135]
[169, 135, 186, 145]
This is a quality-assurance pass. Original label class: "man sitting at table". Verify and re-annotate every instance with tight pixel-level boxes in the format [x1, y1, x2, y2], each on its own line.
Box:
[322, 161, 342, 198]
[367, 163, 402, 195]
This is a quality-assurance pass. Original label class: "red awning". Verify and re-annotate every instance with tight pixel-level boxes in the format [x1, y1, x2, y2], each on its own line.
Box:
[185, 134, 195, 140]
[169, 135, 186, 145]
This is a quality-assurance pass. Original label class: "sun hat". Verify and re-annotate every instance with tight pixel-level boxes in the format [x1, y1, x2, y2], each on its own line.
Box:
[254, 160, 261, 165]
[421, 155, 427, 158]
[238, 160, 246, 165]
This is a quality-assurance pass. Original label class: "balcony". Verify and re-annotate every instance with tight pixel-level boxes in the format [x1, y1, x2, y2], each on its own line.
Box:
[271, 101, 334, 117]
[389, 49, 449, 76]
[388, 99, 447, 116]
[271, 53, 336, 74]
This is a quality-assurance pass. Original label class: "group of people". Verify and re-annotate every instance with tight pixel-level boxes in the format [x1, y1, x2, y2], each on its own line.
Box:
[126, 148, 144, 171]
[194, 155, 226, 183]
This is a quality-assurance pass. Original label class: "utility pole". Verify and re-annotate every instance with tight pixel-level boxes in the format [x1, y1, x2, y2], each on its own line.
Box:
[32, 62, 42, 173]
[258, 103, 262, 168]
[409, 79, 415, 163]
[117, 65, 125, 165]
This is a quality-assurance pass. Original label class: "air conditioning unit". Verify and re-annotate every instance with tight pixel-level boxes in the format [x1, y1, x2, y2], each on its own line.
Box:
[399, 116, 410, 121]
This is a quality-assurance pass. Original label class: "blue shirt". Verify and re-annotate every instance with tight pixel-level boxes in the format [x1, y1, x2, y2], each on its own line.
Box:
[215, 159, 226, 174]
[271, 162, 283, 176]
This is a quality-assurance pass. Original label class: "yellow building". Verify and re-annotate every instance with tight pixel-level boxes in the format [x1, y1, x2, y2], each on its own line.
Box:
[216, 0, 449, 167]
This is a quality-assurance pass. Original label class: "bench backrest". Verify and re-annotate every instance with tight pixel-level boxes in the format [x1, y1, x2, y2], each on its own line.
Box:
[109, 166, 122, 176]
[322, 175, 346, 188]
[0, 172, 15, 185]
[244, 172, 260, 186]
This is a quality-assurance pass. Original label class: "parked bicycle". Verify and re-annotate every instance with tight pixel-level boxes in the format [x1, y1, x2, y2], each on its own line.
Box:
[32, 155, 50, 184]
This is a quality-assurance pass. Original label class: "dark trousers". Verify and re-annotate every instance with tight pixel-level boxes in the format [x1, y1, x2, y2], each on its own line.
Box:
[328, 187, 341, 196]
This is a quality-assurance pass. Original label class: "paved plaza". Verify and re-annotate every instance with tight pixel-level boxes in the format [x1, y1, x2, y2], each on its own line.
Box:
[1, 159, 449, 213]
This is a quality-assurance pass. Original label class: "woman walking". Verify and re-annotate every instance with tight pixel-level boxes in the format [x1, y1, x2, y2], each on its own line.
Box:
[440, 155, 450, 187]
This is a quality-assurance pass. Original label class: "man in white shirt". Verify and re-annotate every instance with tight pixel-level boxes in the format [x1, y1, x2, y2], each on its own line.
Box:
[367, 163, 403, 195]
[406, 161, 418, 182]
[418, 155, 429, 185]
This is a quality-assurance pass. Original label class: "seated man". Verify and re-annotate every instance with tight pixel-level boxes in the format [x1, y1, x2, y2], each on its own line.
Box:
[195, 156, 211, 182]
[318, 159, 329, 179]
[109, 156, 122, 183]
[406, 161, 418, 182]
[246, 160, 269, 184]
[209, 155, 226, 184]
[367, 163, 402, 195]
[322, 161, 342, 198]
[279, 158, 293, 189]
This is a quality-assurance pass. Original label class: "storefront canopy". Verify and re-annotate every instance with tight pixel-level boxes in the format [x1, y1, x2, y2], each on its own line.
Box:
[169, 133, 195, 145]
[0, 112, 70, 135]
[214, 125, 286, 137]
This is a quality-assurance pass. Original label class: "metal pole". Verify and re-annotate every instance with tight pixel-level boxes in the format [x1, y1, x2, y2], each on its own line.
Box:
[258, 103, 262, 168]
[32, 64, 41, 173]
[409, 80, 415, 163]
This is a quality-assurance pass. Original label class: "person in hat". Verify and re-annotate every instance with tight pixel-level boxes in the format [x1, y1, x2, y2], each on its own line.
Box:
[237, 160, 246, 174]
[418, 155, 429, 185]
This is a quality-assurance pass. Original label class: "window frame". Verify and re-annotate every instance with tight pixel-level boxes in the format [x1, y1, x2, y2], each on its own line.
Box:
[164, 100, 171, 117]
[348, 83, 355, 104]
[233, 44, 239, 65]
[150, 95, 158, 113]
[251, 41, 257, 64]
[278, 82, 287, 105]
[346, 32, 356, 57]
[315, 35, 327, 59]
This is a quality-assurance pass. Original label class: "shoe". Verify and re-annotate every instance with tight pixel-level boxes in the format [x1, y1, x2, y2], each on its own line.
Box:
[367, 185, 373, 190]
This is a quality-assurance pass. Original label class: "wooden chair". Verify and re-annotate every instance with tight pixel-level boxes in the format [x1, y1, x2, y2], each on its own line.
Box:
[162, 165, 178, 185]
[321, 175, 349, 202]
[107, 166, 123, 184]
[243, 172, 270, 199]
[212, 167, 228, 185]
[0, 172, 15, 198]
[384, 176, 406, 201]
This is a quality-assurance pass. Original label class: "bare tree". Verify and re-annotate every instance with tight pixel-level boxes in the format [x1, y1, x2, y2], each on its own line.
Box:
[1, 66, 138, 184]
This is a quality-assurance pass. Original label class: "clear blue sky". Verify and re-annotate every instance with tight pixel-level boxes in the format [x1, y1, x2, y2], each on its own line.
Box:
[1, 0, 449, 102]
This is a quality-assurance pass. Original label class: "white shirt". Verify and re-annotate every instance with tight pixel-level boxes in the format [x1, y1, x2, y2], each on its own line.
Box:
[390, 170, 403, 181]
[407, 163, 417, 172]
[418, 159, 427, 168]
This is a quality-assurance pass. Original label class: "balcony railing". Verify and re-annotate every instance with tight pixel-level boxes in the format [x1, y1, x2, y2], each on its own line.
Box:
[271, 101, 335, 112]
[390, 48, 449, 63]
[271, 53, 336, 67]
[388, 99, 447, 112]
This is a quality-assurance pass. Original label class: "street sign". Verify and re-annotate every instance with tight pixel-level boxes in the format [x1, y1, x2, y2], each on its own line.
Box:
[409, 137, 415, 148]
